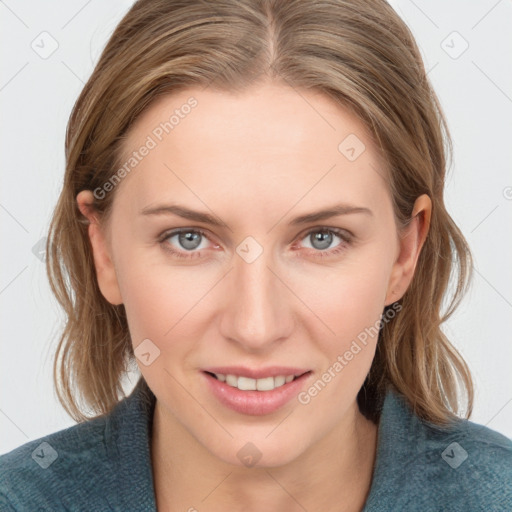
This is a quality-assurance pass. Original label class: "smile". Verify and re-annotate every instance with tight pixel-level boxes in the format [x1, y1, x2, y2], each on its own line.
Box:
[201, 368, 313, 415]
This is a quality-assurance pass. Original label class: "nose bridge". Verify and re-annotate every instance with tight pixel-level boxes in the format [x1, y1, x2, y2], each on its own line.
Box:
[219, 238, 292, 350]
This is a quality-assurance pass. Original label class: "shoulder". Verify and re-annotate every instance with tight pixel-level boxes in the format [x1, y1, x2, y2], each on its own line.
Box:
[0, 377, 157, 511]
[0, 411, 117, 511]
[421, 414, 512, 510]
[364, 388, 512, 512]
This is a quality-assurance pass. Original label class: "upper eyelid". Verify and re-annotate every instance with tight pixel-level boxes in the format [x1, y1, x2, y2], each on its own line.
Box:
[159, 227, 213, 243]
[294, 226, 354, 244]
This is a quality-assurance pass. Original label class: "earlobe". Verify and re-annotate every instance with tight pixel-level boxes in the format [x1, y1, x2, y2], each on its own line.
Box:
[384, 194, 432, 306]
[76, 190, 123, 306]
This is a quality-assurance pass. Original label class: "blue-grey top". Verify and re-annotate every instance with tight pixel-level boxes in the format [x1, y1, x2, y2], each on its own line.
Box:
[1, 377, 511, 511]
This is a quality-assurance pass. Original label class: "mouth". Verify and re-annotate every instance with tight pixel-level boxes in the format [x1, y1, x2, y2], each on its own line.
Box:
[201, 367, 313, 416]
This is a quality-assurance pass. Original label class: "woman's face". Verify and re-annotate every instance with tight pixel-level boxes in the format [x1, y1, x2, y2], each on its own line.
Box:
[80, 82, 427, 467]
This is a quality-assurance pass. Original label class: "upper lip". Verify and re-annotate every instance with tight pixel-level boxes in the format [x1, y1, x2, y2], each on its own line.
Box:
[202, 366, 311, 379]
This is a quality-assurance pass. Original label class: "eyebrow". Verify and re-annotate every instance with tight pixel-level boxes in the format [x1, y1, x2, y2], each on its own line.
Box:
[140, 203, 373, 226]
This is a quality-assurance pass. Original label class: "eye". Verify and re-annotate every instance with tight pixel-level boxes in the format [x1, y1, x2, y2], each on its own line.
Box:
[158, 228, 216, 259]
[158, 226, 353, 260]
[295, 227, 352, 258]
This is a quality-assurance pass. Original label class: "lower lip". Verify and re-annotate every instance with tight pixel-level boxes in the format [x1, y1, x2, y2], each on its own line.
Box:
[202, 371, 312, 416]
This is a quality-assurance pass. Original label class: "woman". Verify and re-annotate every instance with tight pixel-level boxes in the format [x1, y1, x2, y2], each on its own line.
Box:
[1, 0, 511, 510]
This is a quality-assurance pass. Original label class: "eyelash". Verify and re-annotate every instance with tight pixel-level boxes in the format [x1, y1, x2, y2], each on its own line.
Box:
[157, 227, 353, 260]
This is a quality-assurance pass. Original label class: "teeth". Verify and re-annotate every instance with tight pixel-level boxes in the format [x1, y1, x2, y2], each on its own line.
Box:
[274, 376, 285, 387]
[214, 373, 297, 391]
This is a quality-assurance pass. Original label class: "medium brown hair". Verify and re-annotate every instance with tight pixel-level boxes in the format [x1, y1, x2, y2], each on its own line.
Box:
[47, 0, 473, 424]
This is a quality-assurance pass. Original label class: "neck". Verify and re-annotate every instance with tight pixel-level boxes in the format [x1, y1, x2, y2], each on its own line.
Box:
[151, 400, 379, 512]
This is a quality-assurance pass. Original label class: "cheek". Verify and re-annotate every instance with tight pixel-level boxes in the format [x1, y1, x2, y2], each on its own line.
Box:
[114, 246, 203, 345]
[300, 256, 390, 337]
[329, 273, 388, 335]
[300, 254, 392, 370]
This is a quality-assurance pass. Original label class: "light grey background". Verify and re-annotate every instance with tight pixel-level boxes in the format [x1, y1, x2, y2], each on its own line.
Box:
[1, 0, 511, 455]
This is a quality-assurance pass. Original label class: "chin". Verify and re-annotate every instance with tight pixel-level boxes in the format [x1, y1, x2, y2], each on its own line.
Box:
[205, 432, 309, 469]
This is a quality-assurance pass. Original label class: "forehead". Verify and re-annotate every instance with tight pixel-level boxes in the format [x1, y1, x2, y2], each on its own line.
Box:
[116, 82, 390, 220]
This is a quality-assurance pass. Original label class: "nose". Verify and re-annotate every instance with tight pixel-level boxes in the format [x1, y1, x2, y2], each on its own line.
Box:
[219, 242, 294, 353]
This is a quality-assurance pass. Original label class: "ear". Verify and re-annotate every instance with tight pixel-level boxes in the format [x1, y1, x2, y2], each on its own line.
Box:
[76, 190, 123, 306]
[384, 194, 432, 306]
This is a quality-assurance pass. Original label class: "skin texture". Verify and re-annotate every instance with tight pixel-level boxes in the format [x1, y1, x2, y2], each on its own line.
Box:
[77, 82, 431, 512]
